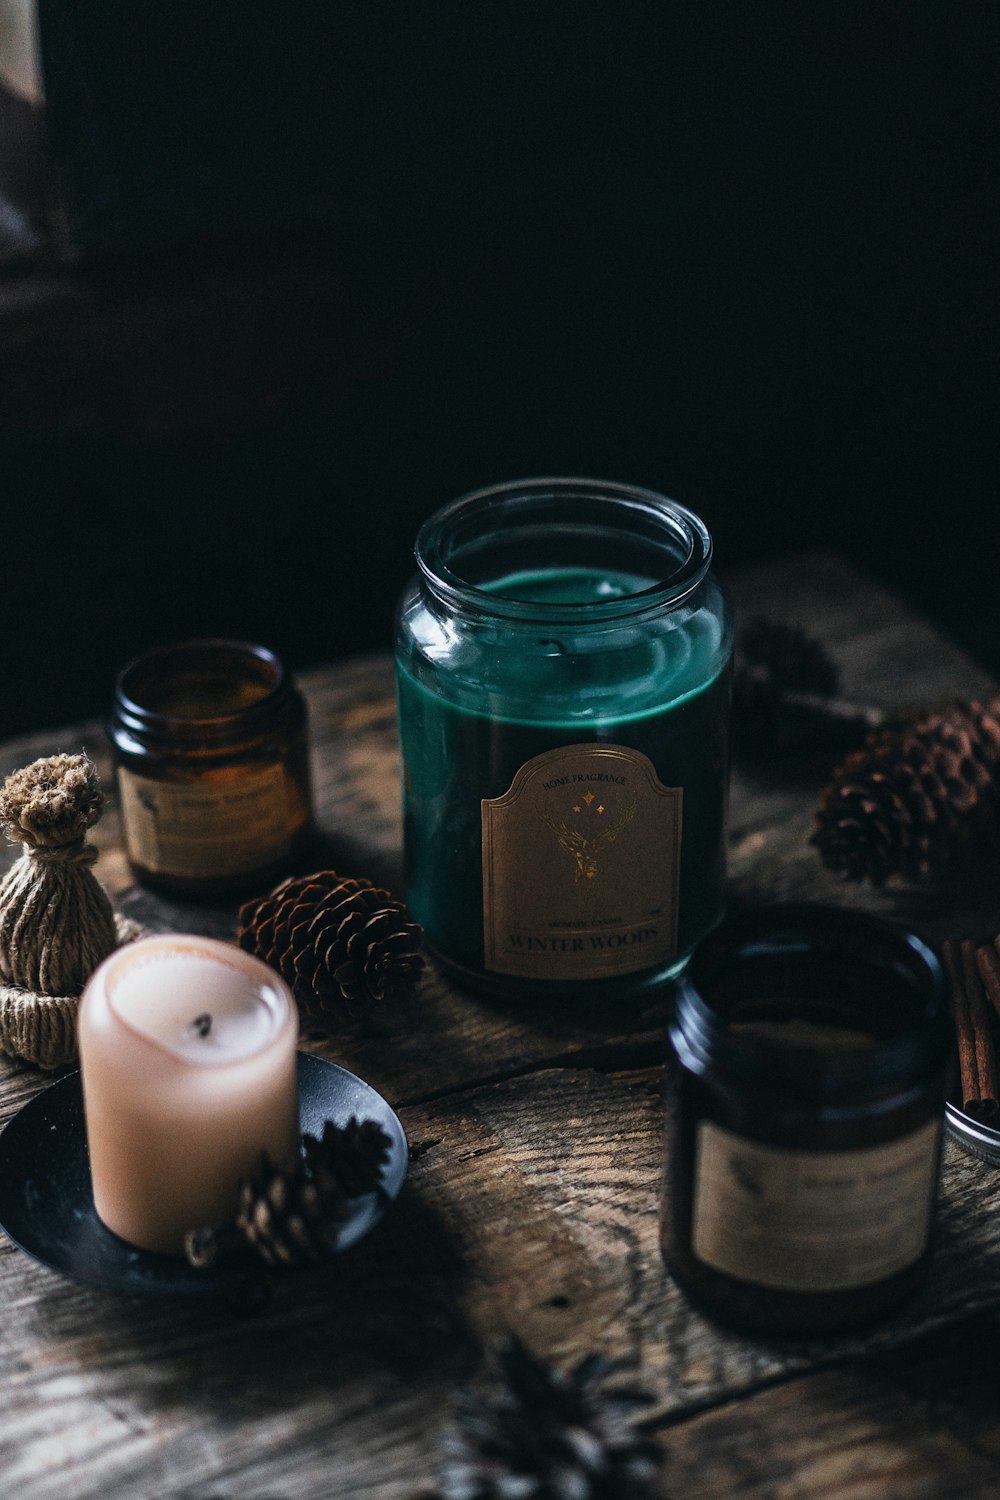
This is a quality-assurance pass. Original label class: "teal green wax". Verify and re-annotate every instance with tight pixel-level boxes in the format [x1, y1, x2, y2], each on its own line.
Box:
[395, 565, 731, 996]
[486, 567, 656, 604]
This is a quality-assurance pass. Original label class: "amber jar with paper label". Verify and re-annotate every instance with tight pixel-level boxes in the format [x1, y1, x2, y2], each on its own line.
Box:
[109, 639, 313, 896]
[394, 477, 733, 1003]
[660, 904, 951, 1335]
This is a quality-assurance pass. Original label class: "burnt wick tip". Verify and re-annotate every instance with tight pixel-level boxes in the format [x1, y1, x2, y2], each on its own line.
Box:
[190, 1013, 213, 1038]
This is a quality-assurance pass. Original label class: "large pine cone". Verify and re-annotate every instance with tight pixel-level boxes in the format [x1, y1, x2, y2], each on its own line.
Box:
[439, 1337, 662, 1500]
[238, 870, 424, 1021]
[811, 697, 1000, 884]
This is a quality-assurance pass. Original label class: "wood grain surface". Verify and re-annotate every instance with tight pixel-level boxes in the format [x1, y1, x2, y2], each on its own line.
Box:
[2, 552, 1000, 1499]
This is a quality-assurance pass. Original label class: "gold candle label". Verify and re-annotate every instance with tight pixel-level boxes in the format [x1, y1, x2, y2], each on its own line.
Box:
[692, 1118, 941, 1293]
[481, 744, 682, 979]
[117, 765, 296, 880]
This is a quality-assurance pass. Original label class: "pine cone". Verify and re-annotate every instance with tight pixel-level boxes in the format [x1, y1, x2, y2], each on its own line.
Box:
[738, 616, 840, 699]
[304, 1116, 393, 1198]
[185, 1114, 394, 1270]
[238, 869, 424, 1022]
[811, 697, 1000, 884]
[438, 1337, 663, 1500]
[234, 1148, 346, 1266]
[732, 617, 883, 761]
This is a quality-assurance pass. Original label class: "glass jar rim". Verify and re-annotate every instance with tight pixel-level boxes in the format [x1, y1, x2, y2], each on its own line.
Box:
[112, 638, 290, 738]
[672, 902, 951, 1092]
[414, 476, 713, 623]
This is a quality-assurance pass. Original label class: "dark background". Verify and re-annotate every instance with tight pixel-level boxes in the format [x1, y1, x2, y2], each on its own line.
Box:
[0, 3, 996, 739]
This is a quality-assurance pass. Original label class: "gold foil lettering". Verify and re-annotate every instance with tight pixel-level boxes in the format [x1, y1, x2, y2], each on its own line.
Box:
[482, 745, 681, 980]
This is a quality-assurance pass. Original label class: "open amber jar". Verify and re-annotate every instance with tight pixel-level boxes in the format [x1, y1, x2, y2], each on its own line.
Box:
[661, 903, 950, 1336]
[109, 639, 313, 896]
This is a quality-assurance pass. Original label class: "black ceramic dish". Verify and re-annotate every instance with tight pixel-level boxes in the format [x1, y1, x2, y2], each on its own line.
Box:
[0, 1052, 408, 1303]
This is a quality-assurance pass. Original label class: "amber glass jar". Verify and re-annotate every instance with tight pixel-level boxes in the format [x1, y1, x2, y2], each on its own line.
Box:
[661, 903, 950, 1336]
[109, 639, 313, 896]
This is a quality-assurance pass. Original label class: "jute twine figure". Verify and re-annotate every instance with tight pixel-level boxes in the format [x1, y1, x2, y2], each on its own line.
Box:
[0, 753, 141, 1069]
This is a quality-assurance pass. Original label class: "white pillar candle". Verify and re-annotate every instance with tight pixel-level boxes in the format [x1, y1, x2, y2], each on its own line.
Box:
[78, 934, 300, 1256]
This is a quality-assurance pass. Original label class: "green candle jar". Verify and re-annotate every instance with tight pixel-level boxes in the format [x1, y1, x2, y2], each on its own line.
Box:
[394, 477, 733, 1002]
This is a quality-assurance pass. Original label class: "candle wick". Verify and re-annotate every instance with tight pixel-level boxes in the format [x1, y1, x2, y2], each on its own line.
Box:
[189, 1013, 213, 1038]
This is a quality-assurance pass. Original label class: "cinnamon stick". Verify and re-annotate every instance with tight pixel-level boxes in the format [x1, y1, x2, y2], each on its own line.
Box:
[960, 939, 999, 1119]
[942, 939, 999, 1122]
[975, 940, 1000, 1022]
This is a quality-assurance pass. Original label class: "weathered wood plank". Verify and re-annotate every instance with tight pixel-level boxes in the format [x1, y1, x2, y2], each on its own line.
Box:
[661, 1312, 1000, 1499]
[403, 1066, 1000, 1412]
[2, 552, 999, 1500]
[2, 1059, 999, 1499]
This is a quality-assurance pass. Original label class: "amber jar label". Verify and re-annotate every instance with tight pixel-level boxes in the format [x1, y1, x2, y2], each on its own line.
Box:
[481, 744, 682, 980]
[691, 1118, 941, 1293]
[117, 765, 297, 881]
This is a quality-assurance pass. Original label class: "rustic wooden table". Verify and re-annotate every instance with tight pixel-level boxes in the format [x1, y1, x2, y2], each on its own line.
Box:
[3, 552, 1000, 1499]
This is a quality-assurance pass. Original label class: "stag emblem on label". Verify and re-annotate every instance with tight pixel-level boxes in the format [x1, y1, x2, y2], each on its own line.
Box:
[540, 789, 637, 883]
[481, 743, 682, 979]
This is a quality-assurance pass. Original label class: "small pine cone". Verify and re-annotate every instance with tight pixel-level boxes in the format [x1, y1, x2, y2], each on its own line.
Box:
[732, 617, 873, 760]
[304, 1116, 393, 1199]
[438, 1337, 663, 1500]
[234, 1148, 350, 1268]
[811, 697, 1000, 884]
[738, 616, 841, 698]
[237, 869, 424, 1022]
[185, 1114, 394, 1271]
